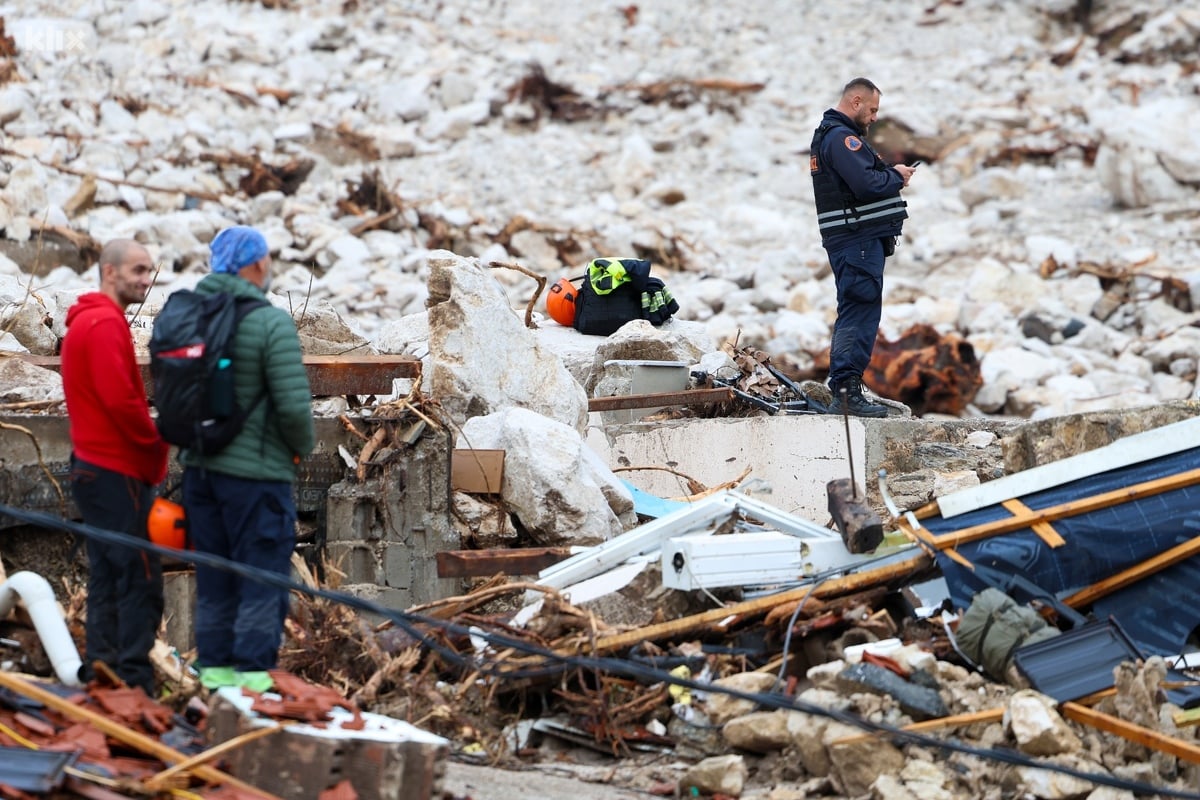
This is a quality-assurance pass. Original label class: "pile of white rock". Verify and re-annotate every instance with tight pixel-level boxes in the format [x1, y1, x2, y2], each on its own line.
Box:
[1, 0, 1199, 419]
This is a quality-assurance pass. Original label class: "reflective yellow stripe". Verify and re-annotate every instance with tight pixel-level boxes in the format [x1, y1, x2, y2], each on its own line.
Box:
[588, 258, 631, 295]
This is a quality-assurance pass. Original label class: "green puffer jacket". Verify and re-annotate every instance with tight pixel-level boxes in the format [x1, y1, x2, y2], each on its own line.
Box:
[180, 274, 315, 481]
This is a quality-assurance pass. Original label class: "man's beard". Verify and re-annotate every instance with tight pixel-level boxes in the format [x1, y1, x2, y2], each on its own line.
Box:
[119, 286, 148, 307]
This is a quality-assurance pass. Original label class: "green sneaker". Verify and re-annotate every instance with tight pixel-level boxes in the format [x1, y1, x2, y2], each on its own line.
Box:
[235, 671, 274, 693]
[199, 666, 238, 690]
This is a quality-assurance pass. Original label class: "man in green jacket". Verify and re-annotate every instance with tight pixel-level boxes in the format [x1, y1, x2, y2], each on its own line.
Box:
[181, 226, 315, 692]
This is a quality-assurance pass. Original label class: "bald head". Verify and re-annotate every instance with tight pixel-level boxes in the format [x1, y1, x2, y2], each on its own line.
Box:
[98, 239, 146, 275]
[841, 77, 880, 101]
[837, 77, 882, 134]
[98, 239, 154, 308]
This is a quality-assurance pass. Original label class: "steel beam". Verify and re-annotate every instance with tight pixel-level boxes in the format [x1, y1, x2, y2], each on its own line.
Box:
[19, 354, 420, 398]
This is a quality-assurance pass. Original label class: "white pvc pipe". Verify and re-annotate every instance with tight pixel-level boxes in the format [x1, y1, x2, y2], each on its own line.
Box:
[0, 571, 83, 687]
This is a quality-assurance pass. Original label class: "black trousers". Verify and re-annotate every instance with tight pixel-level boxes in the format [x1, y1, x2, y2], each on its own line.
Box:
[183, 468, 296, 671]
[827, 237, 886, 388]
[69, 456, 163, 694]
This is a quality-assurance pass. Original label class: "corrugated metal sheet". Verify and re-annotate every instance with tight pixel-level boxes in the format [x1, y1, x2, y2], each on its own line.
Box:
[1011, 620, 1142, 702]
[928, 448, 1200, 656]
[0, 746, 78, 792]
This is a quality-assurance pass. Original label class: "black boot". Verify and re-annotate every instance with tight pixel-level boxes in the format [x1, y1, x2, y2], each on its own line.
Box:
[828, 376, 888, 418]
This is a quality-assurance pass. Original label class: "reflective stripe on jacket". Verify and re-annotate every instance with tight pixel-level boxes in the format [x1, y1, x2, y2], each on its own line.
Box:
[810, 110, 907, 247]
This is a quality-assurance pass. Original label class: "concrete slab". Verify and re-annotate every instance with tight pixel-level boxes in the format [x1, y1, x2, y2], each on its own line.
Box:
[590, 415, 864, 522]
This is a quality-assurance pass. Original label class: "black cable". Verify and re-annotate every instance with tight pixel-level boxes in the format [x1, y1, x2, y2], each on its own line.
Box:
[4, 502, 1199, 799]
[773, 576, 826, 691]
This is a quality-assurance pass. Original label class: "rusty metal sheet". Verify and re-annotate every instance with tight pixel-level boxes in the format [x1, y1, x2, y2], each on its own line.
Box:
[436, 547, 572, 578]
[19, 355, 421, 398]
[586, 387, 733, 412]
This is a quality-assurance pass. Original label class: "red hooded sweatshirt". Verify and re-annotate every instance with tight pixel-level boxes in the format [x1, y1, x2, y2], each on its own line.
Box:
[61, 293, 169, 486]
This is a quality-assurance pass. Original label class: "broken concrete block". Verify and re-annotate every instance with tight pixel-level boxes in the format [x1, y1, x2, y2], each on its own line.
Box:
[1083, 788, 1136, 800]
[680, 754, 746, 798]
[1014, 755, 1102, 799]
[764, 788, 809, 800]
[796, 687, 854, 715]
[871, 774, 919, 800]
[325, 542, 382, 586]
[0, 356, 64, 404]
[292, 298, 374, 355]
[383, 542, 413, 589]
[899, 758, 953, 787]
[896, 759, 958, 800]
[427, 251, 588, 432]
[805, 662, 847, 691]
[326, 479, 385, 543]
[208, 689, 449, 800]
[835, 661, 949, 721]
[1, 303, 56, 355]
[459, 408, 629, 546]
[0, 331, 27, 353]
[824, 720, 905, 797]
[667, 706, 725, 759]
[722, 709, 792, 753]
[339, 584, 412, 625]
[786, 713, 831, 777]
[451, 492, 518, 548]
[703, 671, 779, 725]
[1005, 689, 1082, 756]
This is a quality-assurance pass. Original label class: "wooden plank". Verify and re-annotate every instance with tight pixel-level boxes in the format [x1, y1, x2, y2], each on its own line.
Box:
[837, 686, 1200, 747]
[1061, 701, 1200, 764]
[574, 553, 934, 656]
[436, 547, 572, 578]
[928, 468, 1200, 550]
[450, 449, 505, 494]
[0, 671, 281, 799]
[18, 354, 420, 398]
[1064, 534, 1200, 609]
[1001, 499, 1065, 548]
[831, 707, 1005, 746]
[896, 518, 973, 569]
[912, 500, 941, 520]
[586, 387, 733, 412]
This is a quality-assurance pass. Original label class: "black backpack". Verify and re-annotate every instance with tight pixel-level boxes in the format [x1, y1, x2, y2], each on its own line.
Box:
[149, 290, 268, 455]
[572, 257, 680, 336]
[573, 274, 645, 336]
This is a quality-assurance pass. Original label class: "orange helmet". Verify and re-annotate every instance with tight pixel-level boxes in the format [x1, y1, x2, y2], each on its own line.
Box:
[148, 497, 188, 550]
[545, 277, 578, 327]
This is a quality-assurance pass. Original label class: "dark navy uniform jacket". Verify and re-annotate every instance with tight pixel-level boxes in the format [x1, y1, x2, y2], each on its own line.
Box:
[810, 109, 907, 251]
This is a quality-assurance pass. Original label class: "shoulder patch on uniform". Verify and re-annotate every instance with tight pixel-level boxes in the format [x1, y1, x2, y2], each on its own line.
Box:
[844, 135, 863, 152]
[809, 155, 819, 173]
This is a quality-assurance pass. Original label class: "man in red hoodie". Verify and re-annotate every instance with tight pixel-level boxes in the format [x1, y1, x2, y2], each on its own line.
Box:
[62, 239, 170, 694]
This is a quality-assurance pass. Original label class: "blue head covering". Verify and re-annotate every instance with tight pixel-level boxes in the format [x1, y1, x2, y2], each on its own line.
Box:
[210, 226, 269, 274]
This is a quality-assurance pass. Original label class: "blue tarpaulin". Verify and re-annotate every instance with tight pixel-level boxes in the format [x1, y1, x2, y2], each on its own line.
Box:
[927, 447, 1200, 656]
